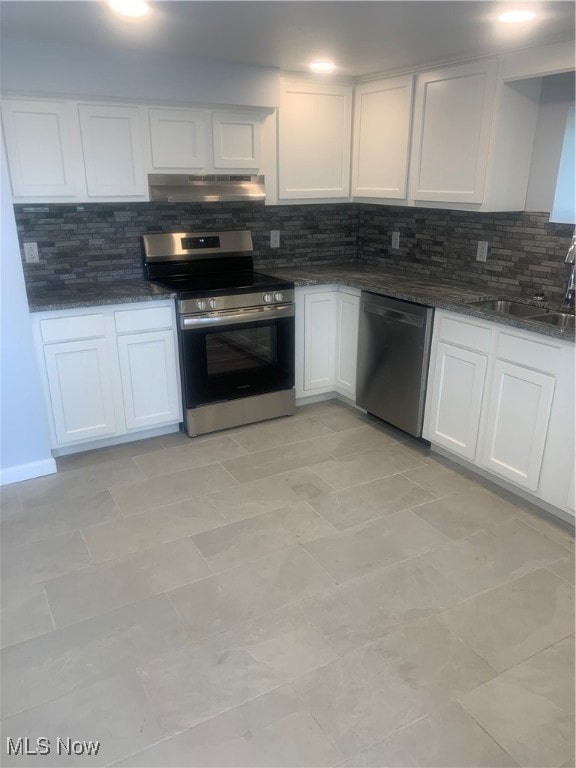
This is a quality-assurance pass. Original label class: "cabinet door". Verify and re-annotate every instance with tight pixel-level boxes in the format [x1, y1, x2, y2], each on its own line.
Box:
[149, 108, 208, 170]
[335, 292, 359, 398]
[78, 104, 147, 197]
[117, 330, 181, 430]
[425, 341, 488, 460]
[410, 59, 497, 203]
[43, 339, 117, 444]
[279, 79, 352, 199]
[1, 99, 83, 199]
[352, 75, 413, 199]
[212, 112, 261, 170]
[481, 360, 556, 491]
[303, 292, 336, 392]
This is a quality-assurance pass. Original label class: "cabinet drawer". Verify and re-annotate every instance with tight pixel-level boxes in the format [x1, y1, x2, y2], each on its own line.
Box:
[438, 315, 492, 353]
[497, 331, 561, 374]
[40, 314, 105, 343]
[115, 306, 173, 334]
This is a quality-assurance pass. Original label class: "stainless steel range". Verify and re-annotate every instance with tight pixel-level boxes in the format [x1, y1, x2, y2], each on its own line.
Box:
[142, 230, 295, 437]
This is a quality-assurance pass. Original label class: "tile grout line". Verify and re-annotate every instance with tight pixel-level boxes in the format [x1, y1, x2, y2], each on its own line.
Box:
[457, 697, 524, 767]
[122, 678, 293, 766]
[38, 552, 217, 633]
[41, 582, 57, 634]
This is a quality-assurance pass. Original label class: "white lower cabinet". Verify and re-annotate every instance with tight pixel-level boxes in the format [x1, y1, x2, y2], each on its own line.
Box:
[424, 310, 574, 518]
[426, 341, 488, 460]
[335, 291, 360, 398]
[43, 337, 117, 444]
[117, 330, 180, 431]
[302, 290, 336, 394]
[480, 360, 555, 491]
[296, 285, 359, 400]
[33, 301, 181, 451]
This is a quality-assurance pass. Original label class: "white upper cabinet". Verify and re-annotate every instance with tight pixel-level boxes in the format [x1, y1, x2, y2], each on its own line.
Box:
[410, 59, 498, 204]
[212, 112, 262, 170]
[349, 56, 542, 210]
[1, 98, 85, 200]
[278, 78, 352, 199]
[148, 107, 209, 170]
[352, 75, 413, 199]
[78, 104, 147, 198]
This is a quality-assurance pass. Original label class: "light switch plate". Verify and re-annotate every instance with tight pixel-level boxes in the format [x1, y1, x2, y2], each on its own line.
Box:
[391, 231, 400, 250]
[476, 241, 489, 262]
[270, 230, 280, 248]
[24, 242, 39, 263]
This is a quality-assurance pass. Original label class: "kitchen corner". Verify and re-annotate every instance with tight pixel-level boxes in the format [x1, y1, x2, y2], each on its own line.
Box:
[20, 202, 575, 339]
[1, 5, 575, 767]
[264, 262, 576, 341]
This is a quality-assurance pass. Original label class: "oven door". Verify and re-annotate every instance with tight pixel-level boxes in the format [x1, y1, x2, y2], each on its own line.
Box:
[179, 304, 295, 407]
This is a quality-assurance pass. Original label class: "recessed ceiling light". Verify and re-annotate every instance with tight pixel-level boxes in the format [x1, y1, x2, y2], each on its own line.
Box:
[498, 10, 536, 23]
[310, 61, 336, 74]
[108, 0, 150, 18]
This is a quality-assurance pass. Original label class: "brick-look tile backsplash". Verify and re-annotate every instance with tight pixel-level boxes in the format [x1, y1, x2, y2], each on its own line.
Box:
[359, 205, 574, 303]
[15, 202, 359, 289]
[14, 202, 574, 302]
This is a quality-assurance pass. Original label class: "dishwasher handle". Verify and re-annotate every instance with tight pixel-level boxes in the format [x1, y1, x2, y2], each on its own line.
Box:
[362, 299, 425, 328]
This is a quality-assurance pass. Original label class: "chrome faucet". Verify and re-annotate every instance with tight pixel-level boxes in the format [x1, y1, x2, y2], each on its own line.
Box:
[562, 234, 576, 310]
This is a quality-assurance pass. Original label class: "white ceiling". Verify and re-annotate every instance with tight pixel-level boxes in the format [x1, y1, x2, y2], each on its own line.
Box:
[1, 0, 574, 77]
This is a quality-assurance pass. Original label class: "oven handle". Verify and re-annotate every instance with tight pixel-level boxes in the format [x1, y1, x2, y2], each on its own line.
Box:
[180, 303, 295, 329]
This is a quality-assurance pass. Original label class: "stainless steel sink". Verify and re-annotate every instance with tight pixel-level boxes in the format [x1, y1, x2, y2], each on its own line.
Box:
[528, 312, 575, 330]
[470, 299, 549, 318]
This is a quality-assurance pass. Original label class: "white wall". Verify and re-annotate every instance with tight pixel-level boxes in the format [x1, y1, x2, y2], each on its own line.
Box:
[0, 39, 280, 109]
[551, 106, 575, 223]
[0, 139, 56, 485]
[525, 72, 575, 213]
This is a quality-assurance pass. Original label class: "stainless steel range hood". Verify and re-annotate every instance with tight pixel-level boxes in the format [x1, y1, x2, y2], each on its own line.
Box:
[148, 174, 266, 203]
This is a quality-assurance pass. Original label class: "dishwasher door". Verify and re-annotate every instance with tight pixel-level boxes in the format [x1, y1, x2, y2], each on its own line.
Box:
[356, 292, 434, 437]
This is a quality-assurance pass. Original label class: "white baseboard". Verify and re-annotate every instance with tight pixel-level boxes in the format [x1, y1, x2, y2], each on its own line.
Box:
[0, 457, 57, 486]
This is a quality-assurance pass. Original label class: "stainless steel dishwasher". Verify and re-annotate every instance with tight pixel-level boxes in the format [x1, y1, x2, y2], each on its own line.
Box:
[356, 292, 434, 437]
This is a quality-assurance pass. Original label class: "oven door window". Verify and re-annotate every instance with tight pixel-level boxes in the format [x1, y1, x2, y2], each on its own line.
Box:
[181, 316, 295, 406]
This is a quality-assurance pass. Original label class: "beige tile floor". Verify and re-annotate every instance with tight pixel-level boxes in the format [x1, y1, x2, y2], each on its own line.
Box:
[1, 399, 574, 767]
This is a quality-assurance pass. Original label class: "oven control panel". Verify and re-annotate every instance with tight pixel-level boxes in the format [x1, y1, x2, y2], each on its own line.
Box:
[179, 288, 294, 316]
[263, 292, 285, 304]
[195, 298, 220, 311]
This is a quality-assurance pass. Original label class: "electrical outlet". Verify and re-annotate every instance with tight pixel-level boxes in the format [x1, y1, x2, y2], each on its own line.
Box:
[391, 231, 400, 250]
[270, 230, 280, 248]
[24, 242, 39, 263]
[476, 241, 489, 262]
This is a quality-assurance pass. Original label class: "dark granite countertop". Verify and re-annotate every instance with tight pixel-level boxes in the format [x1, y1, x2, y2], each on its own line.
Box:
[26, 280, 174, 312]
[26, 265, 574, 342]
[265, 264, 575, 342]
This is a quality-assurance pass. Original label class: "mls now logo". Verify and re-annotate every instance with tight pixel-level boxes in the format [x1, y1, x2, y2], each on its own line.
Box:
[6, 738, 50, 756]
[6, 737, 101, 757]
